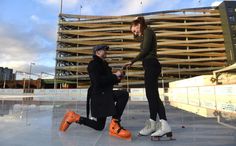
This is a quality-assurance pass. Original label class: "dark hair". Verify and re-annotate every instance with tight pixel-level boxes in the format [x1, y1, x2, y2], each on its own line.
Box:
[130, 16, 147, 35]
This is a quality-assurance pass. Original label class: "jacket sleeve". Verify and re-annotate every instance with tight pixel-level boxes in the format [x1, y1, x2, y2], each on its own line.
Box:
[88, 61, 119, 88]
[131, 29, 153, 64]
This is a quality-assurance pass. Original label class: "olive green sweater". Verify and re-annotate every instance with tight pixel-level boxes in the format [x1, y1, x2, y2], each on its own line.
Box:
[131, 27, 157, 64]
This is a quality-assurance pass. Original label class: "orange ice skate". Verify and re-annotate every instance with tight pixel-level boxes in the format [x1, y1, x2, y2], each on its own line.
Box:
[59, 111, 80, 132]
[109, 118, 132, 140]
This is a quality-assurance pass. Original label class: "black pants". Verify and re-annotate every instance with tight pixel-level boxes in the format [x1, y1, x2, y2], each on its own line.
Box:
[143, 58, 167, 121]
[78, 90, 129, 130]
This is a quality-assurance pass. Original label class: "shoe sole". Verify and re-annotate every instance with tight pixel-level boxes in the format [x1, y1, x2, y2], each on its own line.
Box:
[109, 132, 132, 141]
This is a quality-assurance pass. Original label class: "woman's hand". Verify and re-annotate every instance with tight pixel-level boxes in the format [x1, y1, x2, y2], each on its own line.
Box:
[114, 70, 122, 77]
[114, 70, 124, 80]
[123, 61, 133, 68]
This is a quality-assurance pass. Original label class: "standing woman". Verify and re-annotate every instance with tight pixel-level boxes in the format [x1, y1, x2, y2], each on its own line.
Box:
[124, 16, 172, 138]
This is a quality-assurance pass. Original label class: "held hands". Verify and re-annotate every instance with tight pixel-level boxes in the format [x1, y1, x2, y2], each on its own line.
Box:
[114, 70, 125, 80]
[123, 61, 133, 69]
[114, 61, 133, 80]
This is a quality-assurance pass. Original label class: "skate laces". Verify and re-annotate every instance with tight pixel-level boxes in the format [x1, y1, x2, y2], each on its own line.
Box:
[156, 121, 161, 130]
[144, 120, 151, 129]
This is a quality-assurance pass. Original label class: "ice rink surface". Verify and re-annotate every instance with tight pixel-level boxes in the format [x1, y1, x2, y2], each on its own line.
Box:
[0, 101, 235, 146]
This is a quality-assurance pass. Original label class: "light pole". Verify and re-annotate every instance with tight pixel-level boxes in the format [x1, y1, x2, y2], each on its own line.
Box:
[23, 72, 26, 90]
[3, 70, 6, 89]
[28, 62, 35, 90]
[140, 1, 143, 14]
[60, 0, 63, 14]
[80, 5, 82, 16]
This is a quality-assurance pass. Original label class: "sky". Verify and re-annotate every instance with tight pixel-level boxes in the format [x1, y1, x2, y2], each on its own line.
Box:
[0, 0, 224, 78]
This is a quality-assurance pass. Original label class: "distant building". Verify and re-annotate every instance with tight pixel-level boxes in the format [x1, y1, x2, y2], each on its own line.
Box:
[55, 1, 235, 88]
[0, 67, 15, 81]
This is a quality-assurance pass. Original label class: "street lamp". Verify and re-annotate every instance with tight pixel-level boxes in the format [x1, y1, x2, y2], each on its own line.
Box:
[28, 62, 35, 89]
[3, 70, 6, 89]
[23, 72, 26, 90]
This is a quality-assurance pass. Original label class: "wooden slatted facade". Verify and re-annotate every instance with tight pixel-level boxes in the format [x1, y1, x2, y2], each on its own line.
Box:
[55, 7, 228, 88]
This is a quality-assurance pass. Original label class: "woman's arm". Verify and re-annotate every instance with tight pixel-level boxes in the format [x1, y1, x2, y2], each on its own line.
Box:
[131, 29, 153, 64]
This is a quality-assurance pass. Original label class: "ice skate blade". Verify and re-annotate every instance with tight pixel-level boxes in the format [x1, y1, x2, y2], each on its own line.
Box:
[109, 132, 132, 141]
[151, 132, 176, 141]
[151, 136, 176, 141]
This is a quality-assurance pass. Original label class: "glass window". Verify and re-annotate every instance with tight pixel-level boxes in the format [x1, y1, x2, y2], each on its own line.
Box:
[228, 7, 233, 13]
[231, 24, 236, 31]
[229, 16, 235, 23]
[232, 34, 236, 41]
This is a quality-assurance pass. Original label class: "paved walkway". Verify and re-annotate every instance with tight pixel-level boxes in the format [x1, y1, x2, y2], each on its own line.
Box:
[0, 101, 235, 146]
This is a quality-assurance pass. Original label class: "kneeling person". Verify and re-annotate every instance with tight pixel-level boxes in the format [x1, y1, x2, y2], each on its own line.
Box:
[59, 45, 131, 140]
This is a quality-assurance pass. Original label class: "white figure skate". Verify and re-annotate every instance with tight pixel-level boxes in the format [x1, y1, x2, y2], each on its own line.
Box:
[151, 119, 175, 141]
[138, 119, 158, 136]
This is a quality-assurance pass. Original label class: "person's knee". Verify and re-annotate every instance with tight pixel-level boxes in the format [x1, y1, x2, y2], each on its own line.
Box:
[114, 90, 129, 103]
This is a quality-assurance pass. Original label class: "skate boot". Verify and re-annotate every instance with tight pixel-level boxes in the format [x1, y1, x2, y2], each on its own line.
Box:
[151, 119, 174, 141]
[109, 118, 132, 140]
[138, 119, 158, 136]
[59, 111, 80, 132]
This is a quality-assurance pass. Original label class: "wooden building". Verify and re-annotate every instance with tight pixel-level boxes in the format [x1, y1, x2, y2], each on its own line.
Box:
[55, 2, 236, 88]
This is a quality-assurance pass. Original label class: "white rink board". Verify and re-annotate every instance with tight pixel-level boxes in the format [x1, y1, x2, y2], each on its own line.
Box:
[130, 88, 164, 101]
[130, 88, 146, 101]
[79, 89, 88, 101]
[34, 89, 46, 95]
[168, 88, 188, 104]
[169, 75, 214, 88]
[168, 84, 236, 114]
[187, 87, 200, 106]
[159, 88, 164, 101]
[215, 85, 236, 112]
[34, 89, 87, 101]
[199, 86, 216, 109]
[0, 89, 24, 95]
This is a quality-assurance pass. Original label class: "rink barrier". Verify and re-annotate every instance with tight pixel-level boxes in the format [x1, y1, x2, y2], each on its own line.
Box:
[0, 88, 164, 102]
[168, 84, 236, 117]
[1, 85, 235, 117]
